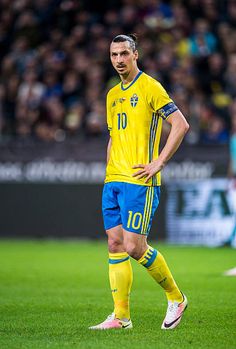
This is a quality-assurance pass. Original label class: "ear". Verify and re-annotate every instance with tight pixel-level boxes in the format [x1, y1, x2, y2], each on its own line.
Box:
[134, 50, 138, 60]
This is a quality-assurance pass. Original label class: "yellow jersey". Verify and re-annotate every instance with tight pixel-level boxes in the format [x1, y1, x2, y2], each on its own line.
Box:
[105, 71, 178, 186]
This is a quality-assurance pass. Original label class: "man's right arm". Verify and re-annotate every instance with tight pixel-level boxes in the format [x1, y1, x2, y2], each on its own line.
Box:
[107, 137, 112, 164]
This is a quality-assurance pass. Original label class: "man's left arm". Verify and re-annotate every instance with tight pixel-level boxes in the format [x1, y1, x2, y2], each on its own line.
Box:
[133, 110, 189, 183]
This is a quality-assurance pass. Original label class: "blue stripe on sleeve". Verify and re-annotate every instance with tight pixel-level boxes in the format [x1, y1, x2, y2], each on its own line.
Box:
[157, 102, 178, 120]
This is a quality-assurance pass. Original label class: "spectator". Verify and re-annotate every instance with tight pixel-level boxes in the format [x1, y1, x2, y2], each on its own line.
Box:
[64, 101, 84, 136]
[86, 100, 106, 136]
[189, 18, 217, 57]
[0, 0, 234, 144]
[17, 69, 45, 108]
[200, 114, 229, 144]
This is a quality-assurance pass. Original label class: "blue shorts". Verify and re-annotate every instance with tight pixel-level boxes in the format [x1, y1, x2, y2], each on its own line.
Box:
[102, 182, 160, 236]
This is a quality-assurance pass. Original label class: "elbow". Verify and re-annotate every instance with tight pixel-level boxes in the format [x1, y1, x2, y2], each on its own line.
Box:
[183, 120, 190, 135]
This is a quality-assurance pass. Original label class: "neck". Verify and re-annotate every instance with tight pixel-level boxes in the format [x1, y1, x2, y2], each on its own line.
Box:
[120, 67, 140, 84]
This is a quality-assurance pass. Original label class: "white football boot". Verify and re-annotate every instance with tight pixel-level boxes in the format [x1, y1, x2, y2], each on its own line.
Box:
[89, 313, 133, 330]
[161, 293, 188, 330]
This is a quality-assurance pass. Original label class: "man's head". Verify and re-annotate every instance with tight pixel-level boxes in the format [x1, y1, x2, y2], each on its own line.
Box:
[110, 34, 138, 78]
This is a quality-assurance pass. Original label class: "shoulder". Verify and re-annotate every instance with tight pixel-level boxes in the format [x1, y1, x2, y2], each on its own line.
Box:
[140, 72, 165, 91]
[107, 83, 121, 100]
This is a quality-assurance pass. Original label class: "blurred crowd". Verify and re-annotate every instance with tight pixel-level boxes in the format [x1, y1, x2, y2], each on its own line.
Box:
[0, 0, 236, 145]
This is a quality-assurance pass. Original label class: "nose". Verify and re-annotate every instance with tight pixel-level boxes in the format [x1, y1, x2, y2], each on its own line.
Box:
[117, 54, 123, 64]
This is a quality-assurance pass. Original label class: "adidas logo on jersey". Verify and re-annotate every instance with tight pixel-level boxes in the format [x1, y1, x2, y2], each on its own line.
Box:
[112, 98, 126, 107]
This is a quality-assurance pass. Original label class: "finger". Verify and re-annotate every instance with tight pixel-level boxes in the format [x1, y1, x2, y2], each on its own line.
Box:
[136, 173, 147, 179]
[132, 164, 145, 169]
[132, 169, 146, 177]
[145, 174, 152, 183]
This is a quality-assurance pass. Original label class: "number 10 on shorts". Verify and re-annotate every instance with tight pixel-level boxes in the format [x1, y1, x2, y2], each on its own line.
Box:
[127, 210, 142, 230]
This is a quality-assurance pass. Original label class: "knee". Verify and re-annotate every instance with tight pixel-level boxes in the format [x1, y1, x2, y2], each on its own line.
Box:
[107, 235, 123, 253]
[125, 242, 142, 260]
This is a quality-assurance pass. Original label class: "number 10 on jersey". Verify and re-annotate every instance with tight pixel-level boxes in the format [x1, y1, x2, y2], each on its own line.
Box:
[127, 210, 142, 230]
[117, 113, 127, 130]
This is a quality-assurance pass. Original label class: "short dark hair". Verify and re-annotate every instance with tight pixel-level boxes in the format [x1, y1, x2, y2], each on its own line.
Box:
[112, 34, 138, 52]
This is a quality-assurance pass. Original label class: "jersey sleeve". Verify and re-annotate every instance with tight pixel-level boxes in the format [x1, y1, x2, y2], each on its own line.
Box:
[106, 91, 112, 133]
[148, 80, 178, 120]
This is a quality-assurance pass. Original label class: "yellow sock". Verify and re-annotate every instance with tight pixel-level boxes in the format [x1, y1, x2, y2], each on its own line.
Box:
[109, 252, 133, 320]
[138, 246, 182, 302]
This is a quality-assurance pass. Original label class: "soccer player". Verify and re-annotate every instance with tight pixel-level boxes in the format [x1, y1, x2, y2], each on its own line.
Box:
[89, 34, 189, 330]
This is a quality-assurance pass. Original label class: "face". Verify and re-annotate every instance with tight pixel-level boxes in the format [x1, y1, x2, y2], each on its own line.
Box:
[110, 41, 138, 77]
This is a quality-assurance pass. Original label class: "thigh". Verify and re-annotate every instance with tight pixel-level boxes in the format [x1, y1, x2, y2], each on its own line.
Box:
[120, 184, 160, 236]
[102, 183, 122, 230]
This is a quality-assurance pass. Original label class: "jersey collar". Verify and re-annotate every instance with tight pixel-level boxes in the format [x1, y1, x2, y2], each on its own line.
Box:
[121, 70, 143, 91]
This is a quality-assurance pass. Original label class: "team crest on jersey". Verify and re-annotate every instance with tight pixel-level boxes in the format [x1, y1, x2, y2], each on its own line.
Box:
[112, 97, 126, 107]
[130, 94, 138, 107]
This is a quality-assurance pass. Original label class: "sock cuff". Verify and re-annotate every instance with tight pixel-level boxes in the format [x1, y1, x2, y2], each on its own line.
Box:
[109, 252, 130, 264]
[138, 246, 158, 268]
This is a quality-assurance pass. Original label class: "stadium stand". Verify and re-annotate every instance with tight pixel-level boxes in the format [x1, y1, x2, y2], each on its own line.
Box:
[0, 0, 235, 146]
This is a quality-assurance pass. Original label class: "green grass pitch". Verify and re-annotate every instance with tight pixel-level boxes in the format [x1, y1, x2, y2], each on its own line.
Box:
[0, 240, 235, 349]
